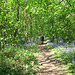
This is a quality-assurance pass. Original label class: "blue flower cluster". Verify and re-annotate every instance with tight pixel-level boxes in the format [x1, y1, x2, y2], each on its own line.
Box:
[47, 39, 75, 64]
[20, 38, 40, 46]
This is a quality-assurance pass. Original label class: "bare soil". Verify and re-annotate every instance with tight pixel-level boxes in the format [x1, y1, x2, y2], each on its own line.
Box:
[34, 41, 68, 75]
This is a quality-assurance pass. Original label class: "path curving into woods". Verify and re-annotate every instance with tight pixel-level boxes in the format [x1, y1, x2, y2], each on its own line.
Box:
[34, 41, 68, 75]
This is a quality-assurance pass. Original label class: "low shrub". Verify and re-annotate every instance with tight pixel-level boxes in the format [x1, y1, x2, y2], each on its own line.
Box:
[0, 46, 39, 75]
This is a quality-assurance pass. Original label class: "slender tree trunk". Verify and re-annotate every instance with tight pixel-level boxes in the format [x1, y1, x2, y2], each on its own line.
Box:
[14, 0, 19, 38]
[24, 10, 28, 43]
[17, 1, 19, 21]
[2, 0, 7, 48]
[0, 41, 1, 50]
[0, 1, 2, 50]
[52, 22, 54, 42]
[30, 12, 32, 38]
[0, 32, 2, 50]
[25, 13, 27, 36]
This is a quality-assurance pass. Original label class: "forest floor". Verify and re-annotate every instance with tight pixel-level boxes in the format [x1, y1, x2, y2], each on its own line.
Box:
[34, 41, 68, 75]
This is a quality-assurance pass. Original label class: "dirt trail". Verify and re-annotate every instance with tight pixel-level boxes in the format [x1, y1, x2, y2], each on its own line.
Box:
[35, 41, 68, 75]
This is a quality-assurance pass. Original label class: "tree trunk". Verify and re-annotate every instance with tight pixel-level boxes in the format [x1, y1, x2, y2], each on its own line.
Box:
[30, 12, 32, 39]
[14, 0, 19, 38]
[25, 13, 27, 36]
[52, 22, 54, 42]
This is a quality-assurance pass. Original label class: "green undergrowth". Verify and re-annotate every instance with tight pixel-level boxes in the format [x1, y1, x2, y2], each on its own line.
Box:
[47, 45, 55, 49]
[0, 45, 39, 75]
[52, 48, 75, 74]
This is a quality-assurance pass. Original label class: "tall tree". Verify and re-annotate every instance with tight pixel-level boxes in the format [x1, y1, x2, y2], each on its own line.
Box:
[14, 0, 19, 38]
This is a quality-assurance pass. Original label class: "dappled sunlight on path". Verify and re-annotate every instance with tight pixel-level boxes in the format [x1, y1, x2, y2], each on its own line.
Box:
[34, 41, 68, 75]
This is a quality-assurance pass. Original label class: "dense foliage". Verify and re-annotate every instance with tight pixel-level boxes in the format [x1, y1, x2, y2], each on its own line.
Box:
[0, 0, 75, 49]
[0, 0, 75, 74]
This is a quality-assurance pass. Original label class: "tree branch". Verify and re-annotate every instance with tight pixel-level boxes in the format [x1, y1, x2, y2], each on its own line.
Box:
[66, 0, 71, 6]
[59, 0, 64, 4]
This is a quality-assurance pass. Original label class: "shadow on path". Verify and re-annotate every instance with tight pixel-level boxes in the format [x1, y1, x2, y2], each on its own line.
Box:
[34, 41, 68, 75]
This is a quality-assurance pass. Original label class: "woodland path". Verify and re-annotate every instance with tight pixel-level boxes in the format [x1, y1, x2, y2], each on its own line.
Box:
[34, 41, 68, 75]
